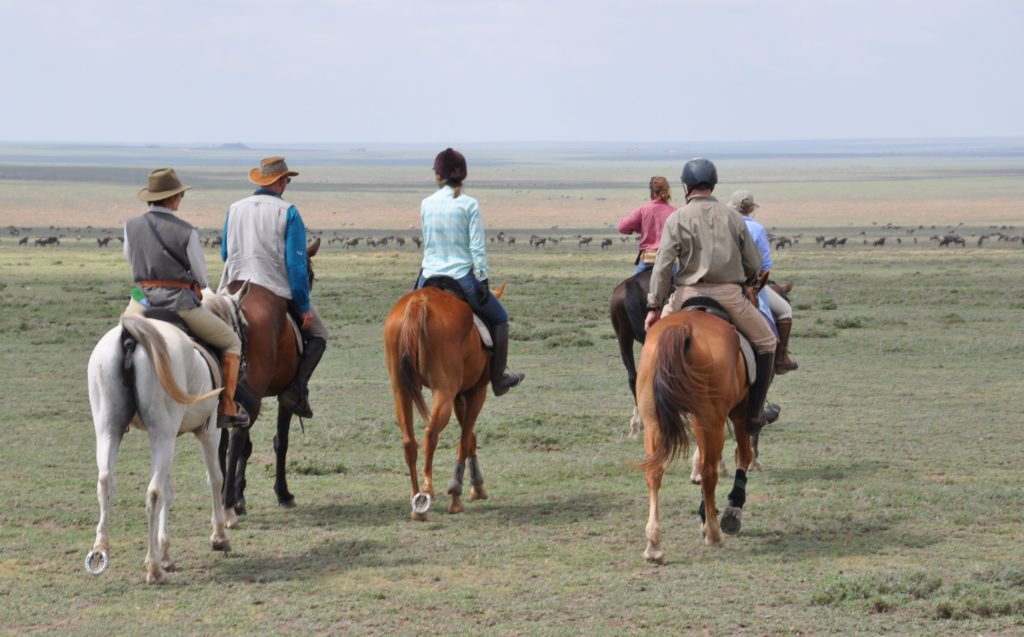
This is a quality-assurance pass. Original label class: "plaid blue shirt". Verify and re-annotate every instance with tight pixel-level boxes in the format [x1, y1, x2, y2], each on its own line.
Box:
[419, 185, 489, 280]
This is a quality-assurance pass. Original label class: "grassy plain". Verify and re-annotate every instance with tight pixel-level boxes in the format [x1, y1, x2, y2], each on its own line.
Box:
[1, 236, 1023, 636]
[1, 143, 1023, 635]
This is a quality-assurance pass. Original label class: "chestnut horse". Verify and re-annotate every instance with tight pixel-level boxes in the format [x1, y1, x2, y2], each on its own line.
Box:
[383, 282, 506, 520]
[637, 308, 757, 563]
[218, 238, 320, 525]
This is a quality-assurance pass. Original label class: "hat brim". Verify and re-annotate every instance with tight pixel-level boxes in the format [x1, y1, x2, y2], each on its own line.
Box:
[137, 184, 191, 203]
[249, 168, 300, 186]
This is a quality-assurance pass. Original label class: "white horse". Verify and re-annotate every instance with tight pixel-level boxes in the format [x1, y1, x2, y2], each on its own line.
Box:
[85, 309, 236, 584]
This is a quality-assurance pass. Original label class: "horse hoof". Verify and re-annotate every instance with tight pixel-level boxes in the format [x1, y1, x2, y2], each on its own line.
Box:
[278, 497, 296, 509]
[225, 508, 240, 529]
[235, 499, 247, 516]
[161, 560, 177, 573]
[410, 510, 428, 522]
[720, 507, 742, 535]
[644, 549, 665, 565]
[469, 485, 487, 501]
[211, 538, 231, 552]
[84, 550, 109, 575]
[146, 568, 168, 585]
[448, 497, 464, 514]
[411, 492, 432, 515]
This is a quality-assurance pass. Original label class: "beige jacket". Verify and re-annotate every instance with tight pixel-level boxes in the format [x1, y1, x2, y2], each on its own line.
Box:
[648, 195, 762, 307]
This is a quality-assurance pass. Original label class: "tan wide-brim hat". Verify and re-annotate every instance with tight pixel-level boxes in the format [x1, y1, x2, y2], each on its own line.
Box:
[249, 156, 299, 186]
[137, 167, 192, 202]
[730, 189, 758, 210]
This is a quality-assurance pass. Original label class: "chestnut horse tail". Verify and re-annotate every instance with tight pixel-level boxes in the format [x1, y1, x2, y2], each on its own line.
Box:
[643, 321, 709, 470]
[121, 315, 222, 404]
[399, 294, 430, 420]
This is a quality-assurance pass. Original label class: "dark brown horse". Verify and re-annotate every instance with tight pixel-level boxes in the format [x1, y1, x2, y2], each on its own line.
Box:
[383, 282, 506, 520]
[218, 238, 320, 525]
[637, 309, 756, 563]
[609, 268, 652, 437]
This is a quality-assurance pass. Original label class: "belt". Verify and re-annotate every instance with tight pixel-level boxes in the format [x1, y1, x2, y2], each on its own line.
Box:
[139, 280, 194, 289]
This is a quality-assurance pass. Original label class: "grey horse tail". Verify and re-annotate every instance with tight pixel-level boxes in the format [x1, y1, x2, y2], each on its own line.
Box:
[120, 315, 222, 404]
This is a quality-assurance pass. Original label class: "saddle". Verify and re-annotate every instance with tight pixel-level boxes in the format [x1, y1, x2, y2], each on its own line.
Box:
[421, 276, 495, 348]
[141, 309, 224, 388]
[680, 297, 756, 385]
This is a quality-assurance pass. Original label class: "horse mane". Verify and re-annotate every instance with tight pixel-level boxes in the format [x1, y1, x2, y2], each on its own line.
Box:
[121, 316, 222, 405]
[399, 294, 430, 420]
[642, 320, 711, 471]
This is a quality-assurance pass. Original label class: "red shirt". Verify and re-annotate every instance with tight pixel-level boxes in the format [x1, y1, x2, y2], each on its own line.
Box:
[617, 198, 677, 250]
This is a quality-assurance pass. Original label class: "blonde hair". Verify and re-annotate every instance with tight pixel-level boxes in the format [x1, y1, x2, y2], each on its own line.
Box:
[649, 176, 671, 203]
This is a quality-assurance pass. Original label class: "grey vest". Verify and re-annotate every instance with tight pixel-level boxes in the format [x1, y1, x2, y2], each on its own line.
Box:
[125, 210, 199, 310]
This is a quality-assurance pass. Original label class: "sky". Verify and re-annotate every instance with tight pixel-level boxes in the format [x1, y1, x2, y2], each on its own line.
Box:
[2, 0, 1022, 145]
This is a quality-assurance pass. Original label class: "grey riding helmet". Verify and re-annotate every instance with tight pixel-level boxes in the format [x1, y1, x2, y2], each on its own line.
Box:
[681, 158, 718, 190]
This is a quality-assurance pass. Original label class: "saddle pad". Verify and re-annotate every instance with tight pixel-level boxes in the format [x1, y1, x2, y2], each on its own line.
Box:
[473, 315, 493, 349]
[285, 313, 304, 355]
[194, 343, 223, 389]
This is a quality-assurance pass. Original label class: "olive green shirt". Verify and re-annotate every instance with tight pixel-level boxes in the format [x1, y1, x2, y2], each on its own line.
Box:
[647, 195, 763, 307]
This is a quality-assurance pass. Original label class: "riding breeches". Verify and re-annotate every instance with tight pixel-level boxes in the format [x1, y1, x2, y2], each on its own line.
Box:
[661, 283, 778, 354]
[123, 298, 242, 355]
[764, 285, 793, 321]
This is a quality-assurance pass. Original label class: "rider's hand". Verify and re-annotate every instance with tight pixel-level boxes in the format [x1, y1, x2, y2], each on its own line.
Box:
[477, 279, 490, 305]
[301, 310, 313, 330]
[644, 310, 659, 332]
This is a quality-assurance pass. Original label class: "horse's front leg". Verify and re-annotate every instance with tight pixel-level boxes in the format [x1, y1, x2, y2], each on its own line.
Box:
[196, 423, 230, 552]
[722, 410, 755, 536]
[273, 405, 295, 507]
[144, 432, 176, 584]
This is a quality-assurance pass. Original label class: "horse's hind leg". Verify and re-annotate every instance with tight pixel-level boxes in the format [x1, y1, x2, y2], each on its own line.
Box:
[722, 407, 756, 536]
[196, 422, 230, 552]
[222, 429, 247, 528]
[392, 385, 423, 520]
[695, 417, 726, 546]
[273, 405, 295, 508]
[88, 427, 123, 574]
[158, 468, 175, 572]
[421, 393, 454, 501]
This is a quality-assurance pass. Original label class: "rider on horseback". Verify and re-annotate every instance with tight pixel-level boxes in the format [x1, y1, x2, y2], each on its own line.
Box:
[122, 168, 250, 429]
[644, 158, 778, 433]
[220, 157, 328, 419]
[416, 148, 525, 396]
[730, 190, 799, 375]
[616, 177, 677, 275]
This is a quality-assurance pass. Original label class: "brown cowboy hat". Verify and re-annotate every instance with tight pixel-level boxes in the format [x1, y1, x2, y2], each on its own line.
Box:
[249, 156, 299, 186]
[137, 168, 192, 202]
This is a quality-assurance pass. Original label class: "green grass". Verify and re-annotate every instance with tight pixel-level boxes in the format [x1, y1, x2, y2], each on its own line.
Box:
[1, 236, 1023, 635]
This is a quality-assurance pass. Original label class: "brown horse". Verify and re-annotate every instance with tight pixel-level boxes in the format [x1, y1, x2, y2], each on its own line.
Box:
[637, 308, 757, 563]
[609, 268, 653, 437]
[383, 282, 506, 520]
[217, 238, 320, 524]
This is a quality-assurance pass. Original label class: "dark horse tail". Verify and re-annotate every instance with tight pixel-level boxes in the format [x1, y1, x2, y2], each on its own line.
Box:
[642, 320, 711, 471]
[624, 275, 649, 344]
[399, 294, 431, 420]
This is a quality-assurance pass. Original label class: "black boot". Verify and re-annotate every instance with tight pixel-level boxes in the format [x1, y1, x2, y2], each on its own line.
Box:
[490, 324, 524, 397]
[278, 337, 326, 418]
[747, 351, 775, 435]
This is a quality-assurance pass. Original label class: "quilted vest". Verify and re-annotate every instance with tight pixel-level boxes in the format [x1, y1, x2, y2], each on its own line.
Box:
[125, 210, 198, 310]
[220, 193, 293, 299]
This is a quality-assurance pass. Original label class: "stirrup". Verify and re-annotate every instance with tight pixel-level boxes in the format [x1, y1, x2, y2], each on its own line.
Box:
[217, 404, 250, 429]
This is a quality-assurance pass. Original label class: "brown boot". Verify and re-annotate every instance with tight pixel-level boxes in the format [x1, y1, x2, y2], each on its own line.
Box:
[218, 353, 250, 429]
[774, 318, 799, 374]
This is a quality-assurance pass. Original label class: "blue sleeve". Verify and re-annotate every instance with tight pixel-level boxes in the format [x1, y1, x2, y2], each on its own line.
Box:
[221, 210, 229, 262]
[284, 206, 311, 313]
[754, 228, 773, 271]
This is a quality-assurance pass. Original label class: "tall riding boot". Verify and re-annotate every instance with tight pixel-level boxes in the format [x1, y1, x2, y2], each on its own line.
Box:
[218, 353, 250, 429]
[278, 336, 326, 418]
[774, 318, 799, 374]
[747, 351, 776, 435]
[490, 323, 525, 397]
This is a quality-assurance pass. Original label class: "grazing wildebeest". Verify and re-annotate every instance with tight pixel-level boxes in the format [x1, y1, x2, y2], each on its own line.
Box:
[836, 237, 847, 246]
[939, 235, 966, 247]
[97, 237, 112, 247]
[577, 235, 593, 247]
[507, 236, 516, 245]
[219, 239, 321, 523]
[637, 307, 761, 561]
[774, 237, 792, 250]
[85, 313, 234, 583]
[383, 282, 508, 520]
[18, 236, 28, 246]
[600, 238, 613, 250]
[35, 236, 60, 247]
[533, 237, 547, 248]
[872, 237, 886, 247]
[821, 237, 838, 248]
[211, 236, 223, 248]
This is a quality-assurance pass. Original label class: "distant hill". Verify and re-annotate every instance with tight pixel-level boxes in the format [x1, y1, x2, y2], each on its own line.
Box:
[218, 143, 250, 150]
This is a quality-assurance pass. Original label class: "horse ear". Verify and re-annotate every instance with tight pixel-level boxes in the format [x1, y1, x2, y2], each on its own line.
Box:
[493, 282, 507, 300]
[307, 237, 321, 257]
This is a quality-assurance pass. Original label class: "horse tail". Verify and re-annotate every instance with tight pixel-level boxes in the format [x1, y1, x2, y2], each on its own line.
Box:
[624, 276, 649, 344]
[120, 316, 222, 404]
[398, 294, 430, 420]
[642, 321, 710, 471]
